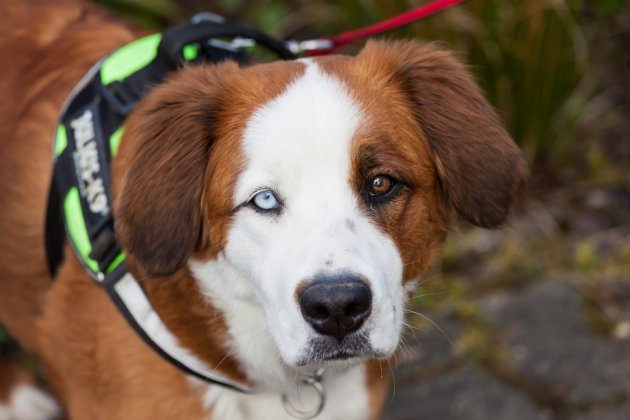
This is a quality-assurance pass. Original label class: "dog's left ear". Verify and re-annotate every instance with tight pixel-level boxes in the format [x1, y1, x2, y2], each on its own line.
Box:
[115, 63, 237, 278]
[360, 41, 528, 228]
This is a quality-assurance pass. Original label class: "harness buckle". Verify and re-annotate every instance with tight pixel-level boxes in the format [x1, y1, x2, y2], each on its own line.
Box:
[100, 81, 138, 116]
[284, 39, 334, 55]
[88, 225, 122, 275]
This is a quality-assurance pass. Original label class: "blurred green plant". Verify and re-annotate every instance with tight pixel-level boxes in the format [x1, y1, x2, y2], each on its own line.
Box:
[427, 0, 590, 168]
[574, 239, 600, 271]
[297, 0, 626, 174]
[96, 0, 627, 175]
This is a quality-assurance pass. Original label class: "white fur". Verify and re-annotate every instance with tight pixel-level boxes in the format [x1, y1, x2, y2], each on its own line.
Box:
[0, 405, 9, 420]
[193, 364, 370, 420]
[189, 61, 405, 417]
[0, 384, 61, 420]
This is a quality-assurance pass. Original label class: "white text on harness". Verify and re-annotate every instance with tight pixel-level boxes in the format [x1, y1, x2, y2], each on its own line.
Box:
[71, 110, 109, 215]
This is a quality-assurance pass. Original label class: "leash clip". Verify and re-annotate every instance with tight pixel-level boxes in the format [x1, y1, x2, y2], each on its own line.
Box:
[284, 39, 334, 55]
[281, 368, 326, 419]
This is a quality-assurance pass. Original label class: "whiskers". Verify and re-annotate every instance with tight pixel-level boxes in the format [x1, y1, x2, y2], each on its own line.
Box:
[393, 278, 456, 375]
[403, 308, 454, 348]
[386, 357, 396, 400]
[404, 290, 449, 305]
[401, 269, 452, 347]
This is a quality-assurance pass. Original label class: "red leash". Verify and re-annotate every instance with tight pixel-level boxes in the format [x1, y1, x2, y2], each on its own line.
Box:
[288, 0, 467, 56]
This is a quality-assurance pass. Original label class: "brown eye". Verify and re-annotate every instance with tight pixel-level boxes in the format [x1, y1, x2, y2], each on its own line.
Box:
[369, 175, 395, 197]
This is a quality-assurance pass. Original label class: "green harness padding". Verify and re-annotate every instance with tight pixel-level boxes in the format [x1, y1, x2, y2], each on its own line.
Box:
[50, 32, 165, 279]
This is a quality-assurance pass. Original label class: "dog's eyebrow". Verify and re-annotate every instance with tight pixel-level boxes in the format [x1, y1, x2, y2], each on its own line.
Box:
[353, 141, 414, 185]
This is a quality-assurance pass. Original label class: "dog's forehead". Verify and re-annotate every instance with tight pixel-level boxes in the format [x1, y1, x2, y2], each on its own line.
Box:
[234, 59, 363, 203]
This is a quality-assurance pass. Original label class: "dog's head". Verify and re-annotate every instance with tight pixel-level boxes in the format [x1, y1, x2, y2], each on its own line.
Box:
[114, 40, 527, 374]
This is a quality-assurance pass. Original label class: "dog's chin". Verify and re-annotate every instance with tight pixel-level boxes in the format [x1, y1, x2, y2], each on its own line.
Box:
[294, 332, 386, 368]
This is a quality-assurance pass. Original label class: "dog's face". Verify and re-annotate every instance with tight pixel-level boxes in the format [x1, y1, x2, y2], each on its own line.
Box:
[115, 41, 527, 374]
[210, 60, 412, 365]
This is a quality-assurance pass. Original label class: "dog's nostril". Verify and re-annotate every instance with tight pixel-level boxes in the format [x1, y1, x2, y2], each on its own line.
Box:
[299, 275, 372, 342]
[311, 304, 329, 320]
[344, 300, 368, 318]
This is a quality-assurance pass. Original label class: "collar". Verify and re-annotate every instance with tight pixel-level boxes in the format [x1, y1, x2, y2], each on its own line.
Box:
[45, 16, 294, 395]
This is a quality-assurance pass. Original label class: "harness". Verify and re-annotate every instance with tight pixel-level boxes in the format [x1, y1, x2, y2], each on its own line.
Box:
[45, 15, 294, 395]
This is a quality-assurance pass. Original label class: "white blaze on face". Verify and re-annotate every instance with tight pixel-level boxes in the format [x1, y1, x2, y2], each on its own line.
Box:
[192, 61, 404, 371]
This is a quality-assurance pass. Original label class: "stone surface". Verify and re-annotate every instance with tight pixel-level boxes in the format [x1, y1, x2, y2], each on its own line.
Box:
[572, 402, 630, 420]
[481, 280, 630, 407]
[597, 275, 630, 322]
[393, 315, 463, 383]
[384, 366, 547, 420]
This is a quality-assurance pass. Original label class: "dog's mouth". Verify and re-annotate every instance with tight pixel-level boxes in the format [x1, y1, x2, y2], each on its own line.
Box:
[296, 332, 385, 366]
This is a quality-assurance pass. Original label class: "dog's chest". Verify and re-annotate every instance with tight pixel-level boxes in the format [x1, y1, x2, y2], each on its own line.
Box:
[197, 364, 371, 420]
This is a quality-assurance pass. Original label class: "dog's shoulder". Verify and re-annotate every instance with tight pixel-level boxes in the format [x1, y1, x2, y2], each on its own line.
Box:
[0, 0, 140, 123]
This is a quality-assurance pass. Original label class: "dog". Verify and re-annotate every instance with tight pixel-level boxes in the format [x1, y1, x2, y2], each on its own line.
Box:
[0, 0, 528, 418]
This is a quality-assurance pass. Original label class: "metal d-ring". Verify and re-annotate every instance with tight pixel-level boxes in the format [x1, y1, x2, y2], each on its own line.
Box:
[281, 368, 326, 419]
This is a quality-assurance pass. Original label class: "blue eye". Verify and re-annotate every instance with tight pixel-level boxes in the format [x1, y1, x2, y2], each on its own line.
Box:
[251, 190, 280, 211]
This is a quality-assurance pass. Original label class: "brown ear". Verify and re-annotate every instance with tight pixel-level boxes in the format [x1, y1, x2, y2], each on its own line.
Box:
[115, 63, 237, 277]
[361, 41, 528, 228]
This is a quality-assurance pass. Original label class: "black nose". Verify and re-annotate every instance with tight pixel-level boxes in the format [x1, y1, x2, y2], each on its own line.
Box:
[299, 275, 372, 342]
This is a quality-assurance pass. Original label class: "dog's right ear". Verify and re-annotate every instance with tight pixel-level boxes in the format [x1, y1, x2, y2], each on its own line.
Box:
[115, 63, 237, 278]
[358, 40, 528, 228]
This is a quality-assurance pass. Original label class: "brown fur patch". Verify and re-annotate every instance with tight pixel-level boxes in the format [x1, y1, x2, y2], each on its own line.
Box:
[0, 0, 139, 352]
